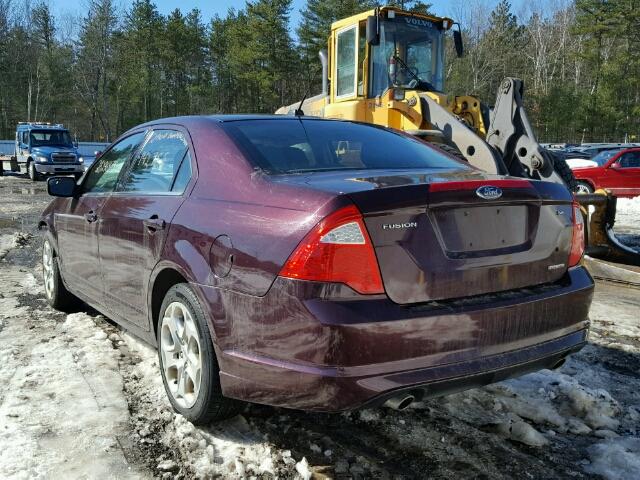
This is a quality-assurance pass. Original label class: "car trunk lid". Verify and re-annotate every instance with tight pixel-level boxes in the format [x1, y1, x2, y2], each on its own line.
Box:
[346, 178, 575, 303]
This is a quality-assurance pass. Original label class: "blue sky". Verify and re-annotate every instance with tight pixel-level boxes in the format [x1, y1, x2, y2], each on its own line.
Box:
[48, 0, 530, 38]
[48, 0, 499, 31]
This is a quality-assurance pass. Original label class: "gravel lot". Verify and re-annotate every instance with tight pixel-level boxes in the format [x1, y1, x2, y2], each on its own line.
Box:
[1, 171, 639, 479]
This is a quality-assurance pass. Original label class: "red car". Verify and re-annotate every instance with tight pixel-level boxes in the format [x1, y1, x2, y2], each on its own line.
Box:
[573, 148, 640, 196]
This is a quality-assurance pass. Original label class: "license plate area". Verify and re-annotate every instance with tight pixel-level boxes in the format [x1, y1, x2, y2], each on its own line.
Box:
[431, 205, 529, 254]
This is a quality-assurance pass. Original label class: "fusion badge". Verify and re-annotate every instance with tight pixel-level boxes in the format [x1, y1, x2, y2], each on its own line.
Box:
[382, 222, 418, 230]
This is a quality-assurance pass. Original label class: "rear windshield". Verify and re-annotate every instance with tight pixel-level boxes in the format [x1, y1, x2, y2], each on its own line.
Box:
[223, 119, 467, 174]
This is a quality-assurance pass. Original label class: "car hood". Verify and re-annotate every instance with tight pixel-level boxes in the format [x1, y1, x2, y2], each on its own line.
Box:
[31, 146, 76, 156]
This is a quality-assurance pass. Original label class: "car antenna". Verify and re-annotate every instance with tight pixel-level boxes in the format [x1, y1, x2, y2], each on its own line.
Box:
[294, 92, 308, 117]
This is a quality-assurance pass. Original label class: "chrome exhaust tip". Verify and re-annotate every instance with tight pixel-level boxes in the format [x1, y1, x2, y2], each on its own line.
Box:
[383, 394, 415, 411]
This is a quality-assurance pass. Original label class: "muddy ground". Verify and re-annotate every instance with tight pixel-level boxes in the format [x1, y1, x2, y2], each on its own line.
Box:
[0, 171, 638, 479]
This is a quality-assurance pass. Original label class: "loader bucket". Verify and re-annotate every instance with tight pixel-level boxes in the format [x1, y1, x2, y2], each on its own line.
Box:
[577, 191, 640, 266]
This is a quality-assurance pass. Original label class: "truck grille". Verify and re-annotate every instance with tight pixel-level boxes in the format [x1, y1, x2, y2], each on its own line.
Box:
[51, 153, 76, 163]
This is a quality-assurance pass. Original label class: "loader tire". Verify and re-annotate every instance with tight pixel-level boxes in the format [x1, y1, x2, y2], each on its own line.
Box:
[429, 142, 468, 162]
[551, 153, 578, 193]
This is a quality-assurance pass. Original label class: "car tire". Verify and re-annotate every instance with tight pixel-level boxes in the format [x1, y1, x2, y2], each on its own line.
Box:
[157, 283, 243, 425]
[576, 181, 594, 195]
[551, 153, 579, 192]
[42, 238, 81, 311]
[28, 161, 39, 181]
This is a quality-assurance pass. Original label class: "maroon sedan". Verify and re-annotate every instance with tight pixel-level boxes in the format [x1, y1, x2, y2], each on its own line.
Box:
[573, 148, 640, 196]
[40, 116, 593, 424]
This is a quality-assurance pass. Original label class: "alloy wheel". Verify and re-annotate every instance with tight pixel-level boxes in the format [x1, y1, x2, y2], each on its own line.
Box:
[160, 301, 202, 408]
[42, 240, 54, 300]
[576, 183, 592, 195]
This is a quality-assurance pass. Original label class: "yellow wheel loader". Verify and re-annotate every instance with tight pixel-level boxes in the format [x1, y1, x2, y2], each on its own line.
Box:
[277, 6, 639, 265]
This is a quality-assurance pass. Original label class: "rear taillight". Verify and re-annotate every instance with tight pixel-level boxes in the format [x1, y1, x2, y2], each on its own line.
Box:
[279, 205, 384, 294]
[569, 202, 585, 267]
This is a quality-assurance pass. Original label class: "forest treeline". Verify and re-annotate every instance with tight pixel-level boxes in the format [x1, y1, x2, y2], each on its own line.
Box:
[0, 0, 638, 143]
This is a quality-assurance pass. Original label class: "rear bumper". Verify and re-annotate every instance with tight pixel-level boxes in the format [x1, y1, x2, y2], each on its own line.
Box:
[34, 163, 83, 174]
[201, 266, 593, 411]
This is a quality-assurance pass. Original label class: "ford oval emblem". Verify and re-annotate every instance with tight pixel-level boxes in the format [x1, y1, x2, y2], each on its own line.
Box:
[476, 185, 503, 200]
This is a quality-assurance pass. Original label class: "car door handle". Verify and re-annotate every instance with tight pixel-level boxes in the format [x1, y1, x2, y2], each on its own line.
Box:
[84, 211, 98, 223]
[144, 216, 166, 232]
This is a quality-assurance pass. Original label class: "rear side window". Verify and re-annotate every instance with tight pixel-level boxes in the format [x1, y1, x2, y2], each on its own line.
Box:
[83, 132, 146, 193]
[118, 129, 191, 194]
[223, 119, 467, 174]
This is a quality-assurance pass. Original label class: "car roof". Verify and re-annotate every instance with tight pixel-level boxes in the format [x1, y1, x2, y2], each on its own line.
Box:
[17, 124, 67, 131]
[123, 114, 379, 139]
[138, 114, 338, 126]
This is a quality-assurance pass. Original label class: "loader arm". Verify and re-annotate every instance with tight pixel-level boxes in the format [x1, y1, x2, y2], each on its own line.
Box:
[419, 94, 507, 175]
[485, 78, 567, 186]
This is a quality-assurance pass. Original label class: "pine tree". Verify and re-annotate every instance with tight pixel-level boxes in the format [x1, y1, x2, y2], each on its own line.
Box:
[75, 0, 119, 141]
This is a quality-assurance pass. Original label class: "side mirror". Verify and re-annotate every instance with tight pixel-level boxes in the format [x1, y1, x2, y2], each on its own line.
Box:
[94, 150, 102, 159]
[610, 162, 621, 169]
[366, 16, 379, 45]
[453, 29, 464, 58]
[47, 176, 77, 197]
[73, 140, 79, 148]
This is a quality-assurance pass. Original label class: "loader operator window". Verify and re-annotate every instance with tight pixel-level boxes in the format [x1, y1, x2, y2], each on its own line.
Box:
[336, 26, 357, 98]
[369, 17, 444, 97]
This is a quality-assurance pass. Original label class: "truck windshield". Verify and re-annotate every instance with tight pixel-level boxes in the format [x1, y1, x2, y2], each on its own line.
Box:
[29, 130, 73, 148]
[369, 17, 444, 97]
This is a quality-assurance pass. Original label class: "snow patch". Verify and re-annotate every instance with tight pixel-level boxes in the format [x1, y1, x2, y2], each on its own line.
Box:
[164, 414, 299, 478]
[0, 233, 14, 259]
[0, 290, 146, 478]
[496, 417, 549, 447]
[485, 369, 620, 433]
[585, 437, 640, 480]
[615, 196, 640, 233]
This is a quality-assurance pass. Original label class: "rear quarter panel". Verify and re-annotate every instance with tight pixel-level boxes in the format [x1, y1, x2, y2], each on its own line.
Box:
[161, 121, 339, 296]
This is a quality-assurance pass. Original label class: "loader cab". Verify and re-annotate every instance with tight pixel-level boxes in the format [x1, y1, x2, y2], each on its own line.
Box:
[329, 7, 453, 104]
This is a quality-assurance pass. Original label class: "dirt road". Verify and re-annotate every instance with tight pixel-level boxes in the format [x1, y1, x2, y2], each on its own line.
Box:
[0, 172, 638, 479]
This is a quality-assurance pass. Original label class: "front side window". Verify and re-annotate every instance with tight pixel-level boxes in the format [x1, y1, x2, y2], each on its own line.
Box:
[118, 129, 190, 194]
[336, 26, 357, 98]
[224, 119, 466, 174]
[618, 152, 640, 168]
[83, 132, 146, 194]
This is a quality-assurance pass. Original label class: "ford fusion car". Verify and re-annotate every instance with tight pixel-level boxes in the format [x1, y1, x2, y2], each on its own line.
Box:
[40, 116, 593, 424]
